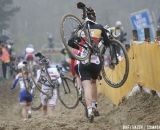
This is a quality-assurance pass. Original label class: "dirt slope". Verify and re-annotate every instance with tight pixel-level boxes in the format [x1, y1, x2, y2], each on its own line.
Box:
[0, 80, 160, 130]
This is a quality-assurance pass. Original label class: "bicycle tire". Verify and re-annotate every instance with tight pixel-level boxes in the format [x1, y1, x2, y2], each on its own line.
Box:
[60, 14, 90, 61]
[31, 86, 42, 111]
[101, 39, 129, 88]
[29, 70, 51, 98]
[57, 76, 79, 109]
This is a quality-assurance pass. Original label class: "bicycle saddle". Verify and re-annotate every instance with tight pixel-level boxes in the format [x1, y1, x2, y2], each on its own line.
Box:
[77, 2, 85, 9]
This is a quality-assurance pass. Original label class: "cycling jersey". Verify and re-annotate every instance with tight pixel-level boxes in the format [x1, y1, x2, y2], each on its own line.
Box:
[11, 73, 33, 103]
[36, 66, 61, 106]
[69, 22, 109, 65]
[78, 22, 108, 80]
[36, 66, 61, 87]
[25, 47, 35, 61]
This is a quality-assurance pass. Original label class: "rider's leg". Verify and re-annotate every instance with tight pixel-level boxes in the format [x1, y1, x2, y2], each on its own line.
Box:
[82, 80, 93, 117]
[20, 102, 28, 120]
[46, 88, 57, 118]
[75, 74, 83, 98]
[47, 105, 56, 118]
[2, 62, 6, 79]
[26, 102, 32, 118]
[91, 80, 97, 103]
[41, 92, 48, 116]
[91, 79, 100, 116]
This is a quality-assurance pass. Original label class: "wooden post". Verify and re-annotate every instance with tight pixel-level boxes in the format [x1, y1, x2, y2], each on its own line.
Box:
[132, 30, 138, 41]
[144, 28, 150, 42]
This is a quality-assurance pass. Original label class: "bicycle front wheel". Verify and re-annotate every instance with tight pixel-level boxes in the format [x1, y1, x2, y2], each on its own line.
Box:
[101, 39, 129, 88]
[60, 14, 90, 61]
[31, 86, 42, 111]
[57, 77, 79, 109]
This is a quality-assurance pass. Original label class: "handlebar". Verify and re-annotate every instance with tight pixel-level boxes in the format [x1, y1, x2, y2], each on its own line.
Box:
[56, 65, 63, 72]
[77, 2, 88, 20]
[77, 2, 86, 9]
[35, 52, 49, 65]
[35, 52, 45, 59]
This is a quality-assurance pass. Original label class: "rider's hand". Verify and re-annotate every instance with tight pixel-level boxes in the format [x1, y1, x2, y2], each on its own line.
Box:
[68, 36, 81, 50]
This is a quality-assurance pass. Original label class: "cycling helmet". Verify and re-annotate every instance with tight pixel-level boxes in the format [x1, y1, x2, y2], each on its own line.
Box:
[17, 62, 25, 69]
[48, 34, 53, 42]
[27, 44, 34, 48]
[115, 21, 122, 28]
[86, 7, 96, 21]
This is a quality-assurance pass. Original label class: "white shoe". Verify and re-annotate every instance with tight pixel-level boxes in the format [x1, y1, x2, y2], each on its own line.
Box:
[28, 110, 32, 118]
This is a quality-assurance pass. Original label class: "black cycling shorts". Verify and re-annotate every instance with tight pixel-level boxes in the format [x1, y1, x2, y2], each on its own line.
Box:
[75, 64, 79, 75]
[78, 62, 102, 81]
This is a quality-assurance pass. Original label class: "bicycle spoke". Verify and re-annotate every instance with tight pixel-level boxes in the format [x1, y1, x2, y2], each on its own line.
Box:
[101, 39, 129, 88]
[58, 77, 79, 109]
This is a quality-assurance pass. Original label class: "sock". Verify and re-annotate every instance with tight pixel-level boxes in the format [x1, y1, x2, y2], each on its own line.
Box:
[87, 106, 93, 115]
[92, 101, 97, 109]
[28, 110, 32, 114]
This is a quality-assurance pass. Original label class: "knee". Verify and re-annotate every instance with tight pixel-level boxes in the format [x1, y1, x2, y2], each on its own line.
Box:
[91, 80, 96, 84]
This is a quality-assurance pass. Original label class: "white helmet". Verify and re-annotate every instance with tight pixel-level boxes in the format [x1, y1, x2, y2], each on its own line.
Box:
[17, 62, 25, 69]
[27, 44, 34, 48]
[115, 21, 122, 28]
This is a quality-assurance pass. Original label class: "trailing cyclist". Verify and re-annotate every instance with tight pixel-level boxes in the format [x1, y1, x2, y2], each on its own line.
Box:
[11, 61, 33, 121]
[35, 54, 61, 118]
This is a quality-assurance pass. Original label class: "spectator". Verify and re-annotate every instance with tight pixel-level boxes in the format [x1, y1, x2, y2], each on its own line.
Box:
[0, 42, 10, 79]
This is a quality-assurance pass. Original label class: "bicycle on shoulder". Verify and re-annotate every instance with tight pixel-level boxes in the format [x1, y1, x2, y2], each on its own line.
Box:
[60, 2, 129, 88]
[19, 61, 42, 111]
[32, 52, 79, 110]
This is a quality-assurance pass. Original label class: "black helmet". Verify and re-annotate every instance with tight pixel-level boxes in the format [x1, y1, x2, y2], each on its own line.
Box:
[86, 7, 96, 21]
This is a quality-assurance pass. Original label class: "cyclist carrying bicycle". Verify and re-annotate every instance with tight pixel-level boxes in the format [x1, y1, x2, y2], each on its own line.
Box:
[68, 2, 110, 122]
[11, 61, 33, 121]
[35, 57, 61, 118]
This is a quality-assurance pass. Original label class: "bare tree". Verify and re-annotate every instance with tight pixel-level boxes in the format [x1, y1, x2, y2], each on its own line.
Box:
[0, 0, 20, 31]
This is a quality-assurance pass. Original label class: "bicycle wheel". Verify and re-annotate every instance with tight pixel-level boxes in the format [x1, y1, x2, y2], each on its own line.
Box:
[101, 39, 129, 88]
[60, 14, 90, 61]
[57, 77, 79, 109]
[31, 86, 42, 111]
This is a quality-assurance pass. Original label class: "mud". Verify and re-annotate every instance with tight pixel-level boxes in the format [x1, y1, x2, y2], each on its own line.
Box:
[0, 80, 160, 130]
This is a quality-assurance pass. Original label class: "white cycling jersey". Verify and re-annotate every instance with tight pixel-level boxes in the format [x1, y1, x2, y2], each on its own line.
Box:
[36, 66, 61, 107]
[36, 66, 62, 89]
[25, 47, 35, 54]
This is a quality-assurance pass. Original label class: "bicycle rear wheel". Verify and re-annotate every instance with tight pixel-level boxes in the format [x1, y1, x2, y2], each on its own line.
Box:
[60, 14, 90, 61]
[57, 77, 79, 109]
[101, 39, 129, 88]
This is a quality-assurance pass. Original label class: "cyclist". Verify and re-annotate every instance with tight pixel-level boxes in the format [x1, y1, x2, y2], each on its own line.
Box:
[25, 44, 35, 61]
[48, 34, 54, 48]
[115, 21, 127, 54]
[35, 58, 61, 118]
[25, 44, 37, 76]
[68, 4, 110, 121]
[0, 42, 11, 79]
[11, 61, 33, 121]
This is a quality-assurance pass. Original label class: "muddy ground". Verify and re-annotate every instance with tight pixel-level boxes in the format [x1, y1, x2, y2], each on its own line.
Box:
[0, 80, 160, 130]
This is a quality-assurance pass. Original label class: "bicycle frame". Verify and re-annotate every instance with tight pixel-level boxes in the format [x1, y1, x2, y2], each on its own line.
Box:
[78, 18, 100, 54]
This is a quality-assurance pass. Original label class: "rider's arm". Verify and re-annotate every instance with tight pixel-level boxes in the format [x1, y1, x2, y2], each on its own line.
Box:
[11, 75, 19, 90]
[68, 36, 81, 50]
[36, 69, 41, 83]
[101, 27, 110, 47]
